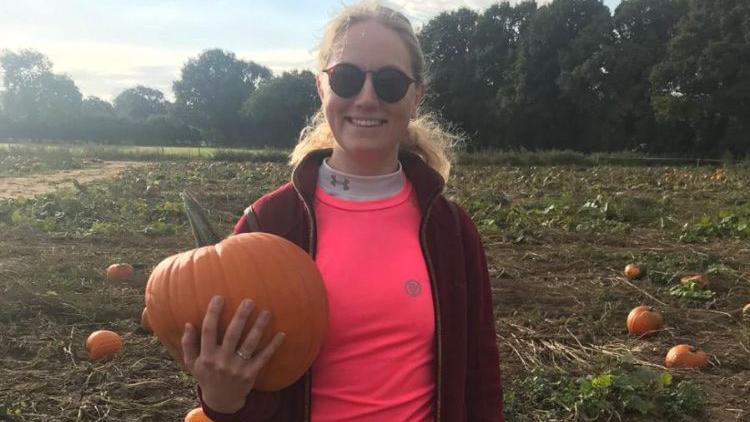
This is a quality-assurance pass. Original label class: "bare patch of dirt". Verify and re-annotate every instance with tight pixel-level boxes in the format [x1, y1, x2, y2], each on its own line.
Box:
[0, 161, 146, 199]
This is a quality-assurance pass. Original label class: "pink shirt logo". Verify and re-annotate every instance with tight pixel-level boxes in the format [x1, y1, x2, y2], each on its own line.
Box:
[404, 279, 422, 296]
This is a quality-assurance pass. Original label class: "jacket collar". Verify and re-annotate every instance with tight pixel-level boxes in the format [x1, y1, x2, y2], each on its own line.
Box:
[291, 148, 446, 214]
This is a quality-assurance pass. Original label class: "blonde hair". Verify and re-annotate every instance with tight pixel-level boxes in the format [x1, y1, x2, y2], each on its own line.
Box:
[289, 1, 460, 182]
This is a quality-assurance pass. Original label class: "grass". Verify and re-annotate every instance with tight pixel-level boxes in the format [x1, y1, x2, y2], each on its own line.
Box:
[0, 145, 749, 420]
[0, 143, 290, 176]
[504, 364, 707, 420]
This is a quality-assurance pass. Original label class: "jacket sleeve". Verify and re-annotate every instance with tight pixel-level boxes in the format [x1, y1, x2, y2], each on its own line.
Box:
[233, 205, 261, 234]
[195, 204, 282, 421]
[456, 204, 505, 421]
[197, 385, 280, 422]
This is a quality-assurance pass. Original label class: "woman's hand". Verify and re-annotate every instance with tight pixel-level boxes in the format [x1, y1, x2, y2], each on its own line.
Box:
[182, 295, 286, 413]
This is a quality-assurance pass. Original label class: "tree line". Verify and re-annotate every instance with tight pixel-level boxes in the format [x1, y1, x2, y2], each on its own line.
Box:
[0, 0, 748, 157]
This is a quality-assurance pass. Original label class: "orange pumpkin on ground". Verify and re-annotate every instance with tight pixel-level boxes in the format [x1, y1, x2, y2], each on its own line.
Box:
[626, 305, 664, 337]
[665, 344, 708, 369]
[680, 273, 710, 289]
[144, 232, 328, 391]
[86, 330, 123, 362]
[106, 263, 134, 282]
[623, 264, 644, 279]
[185, 407, 213, 422]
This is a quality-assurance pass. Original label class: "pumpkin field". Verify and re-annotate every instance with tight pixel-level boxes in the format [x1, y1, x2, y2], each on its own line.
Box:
[1, 145, 749, 421]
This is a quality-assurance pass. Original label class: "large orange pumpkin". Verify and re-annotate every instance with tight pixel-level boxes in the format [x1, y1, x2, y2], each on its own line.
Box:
[106, 263, 134, 282]
[626, 305, 663, 337]
[665, 344, 708, 369]
[86, 330, 123, 362]
[144, 232, 328, 391]
[184, 407, 213, 422]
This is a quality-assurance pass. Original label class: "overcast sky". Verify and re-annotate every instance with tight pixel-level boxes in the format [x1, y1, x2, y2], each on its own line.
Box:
[0, 0, 622, 101]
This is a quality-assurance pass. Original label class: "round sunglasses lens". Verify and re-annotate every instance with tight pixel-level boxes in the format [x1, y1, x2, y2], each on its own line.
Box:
[375, 69, 411, 102]
[330, 64, 364, 98]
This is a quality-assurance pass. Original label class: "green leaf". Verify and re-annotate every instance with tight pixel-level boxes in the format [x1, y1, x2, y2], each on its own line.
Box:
[659, 372, 673, 386]
[592, 374, 614, 389]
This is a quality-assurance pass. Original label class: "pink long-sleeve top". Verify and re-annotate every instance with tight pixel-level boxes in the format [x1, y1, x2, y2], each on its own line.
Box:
[310, 176, 436, 421]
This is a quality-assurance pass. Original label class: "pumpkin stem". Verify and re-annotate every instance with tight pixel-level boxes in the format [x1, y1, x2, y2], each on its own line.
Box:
[181, 190, 222, 247]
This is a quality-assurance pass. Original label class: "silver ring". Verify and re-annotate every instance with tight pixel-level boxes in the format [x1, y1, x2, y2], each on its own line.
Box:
[235, 349, 253, 360]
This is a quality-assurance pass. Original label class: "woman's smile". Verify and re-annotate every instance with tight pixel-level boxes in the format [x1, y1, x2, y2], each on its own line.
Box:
[346, 117, 388, 128]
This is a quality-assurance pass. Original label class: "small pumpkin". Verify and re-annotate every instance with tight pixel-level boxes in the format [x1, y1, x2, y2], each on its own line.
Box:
[626, 305, 663, 337]
[141, 307, 152, 333]
[623, 264, 644, 279]
[742, 303, 750, 319]
[86, 330, 123, 362]
[106, 263, 134, 282]
[184, 408, 213, 422]
[680, 274, 710, 289]
[665, 344, 708, 369]
[145, 232, 328, 391]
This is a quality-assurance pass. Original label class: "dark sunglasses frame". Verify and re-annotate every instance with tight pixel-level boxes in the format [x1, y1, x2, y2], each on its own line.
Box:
[322, 63, 417, 103]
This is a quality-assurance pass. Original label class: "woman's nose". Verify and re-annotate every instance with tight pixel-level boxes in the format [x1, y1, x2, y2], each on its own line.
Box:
[354, 73, 379, 105]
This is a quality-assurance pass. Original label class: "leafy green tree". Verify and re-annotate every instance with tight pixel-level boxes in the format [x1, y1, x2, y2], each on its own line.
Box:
[82, 96, 115, 117]
[241, 70, 319, 147]
[651, 0, 750, 156]
[478, 1, 538, 149]
[596, 0, 690, 152]
[113, 86, 167, 122]
[419, 2, 538, 149]
[419, 8, 485, 147]
[0, 49, 51, 93]
[0, 49, 82, 127]
[173, 49, 272, 145]
[504, 0, 613, 151]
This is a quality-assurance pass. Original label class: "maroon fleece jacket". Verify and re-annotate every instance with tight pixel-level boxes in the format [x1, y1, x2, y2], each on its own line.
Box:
[198, 149, 504, 421]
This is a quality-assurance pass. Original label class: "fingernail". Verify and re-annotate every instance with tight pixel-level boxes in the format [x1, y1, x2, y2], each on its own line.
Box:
[213, 296, 223, 306]
[242, 299, 254, 310]
[261, 310, 271, 321]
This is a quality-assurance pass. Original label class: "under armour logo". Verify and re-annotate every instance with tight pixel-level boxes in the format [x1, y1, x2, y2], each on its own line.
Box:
[404, 279, 422, 297]
[330, 175, 350, 190]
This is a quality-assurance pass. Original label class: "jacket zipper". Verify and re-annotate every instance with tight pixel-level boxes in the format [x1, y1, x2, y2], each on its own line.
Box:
[294, 173, 443, 422]
[292, 179, 316, 422]
[420, 190, 443, 422]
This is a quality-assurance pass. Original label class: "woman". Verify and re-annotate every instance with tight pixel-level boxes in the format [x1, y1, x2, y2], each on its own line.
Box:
[180, 2, 504, 421]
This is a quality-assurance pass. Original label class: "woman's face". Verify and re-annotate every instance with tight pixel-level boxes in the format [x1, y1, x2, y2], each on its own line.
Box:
[317, 20, 424, 171]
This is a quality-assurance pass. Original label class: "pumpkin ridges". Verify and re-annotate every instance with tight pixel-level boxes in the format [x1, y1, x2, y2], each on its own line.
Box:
[232, 236, 268, 347]
[260, 238, 323, 379]
[633, 311, 663, 336]
[665, 344, 708, 369]
[624, 264, 643, 279]
[626, 305, 663, 337]
[107, 263, 134, 282]
[145, 232, 328, 391]
[86, 330, 123, 362]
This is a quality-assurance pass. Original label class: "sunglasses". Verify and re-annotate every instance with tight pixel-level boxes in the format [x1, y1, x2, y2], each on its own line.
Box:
[322, 63, 417, 103]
